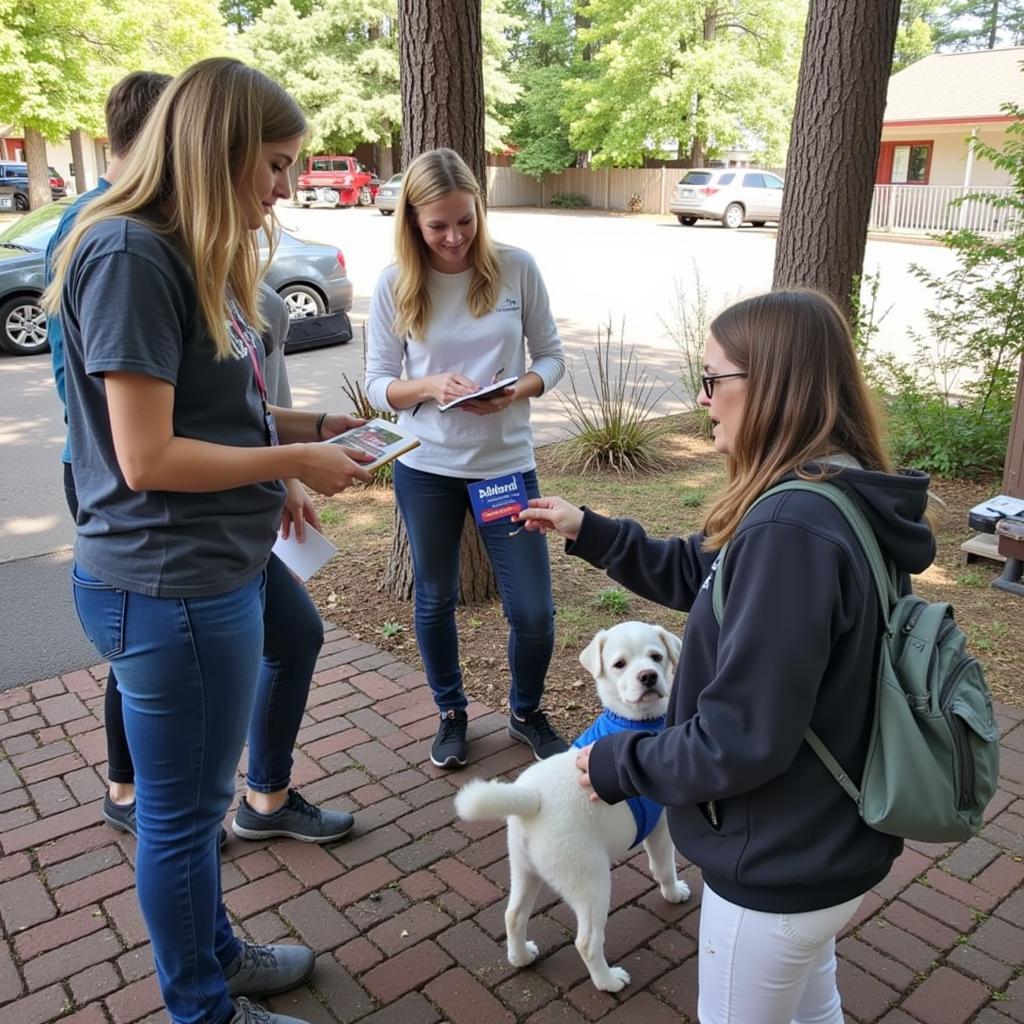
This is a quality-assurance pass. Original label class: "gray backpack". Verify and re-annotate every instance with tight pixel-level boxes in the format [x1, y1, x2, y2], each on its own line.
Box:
[712, 480, 999, 843]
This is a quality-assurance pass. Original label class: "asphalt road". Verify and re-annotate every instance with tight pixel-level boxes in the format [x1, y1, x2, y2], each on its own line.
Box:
[0, 206, 954, 688]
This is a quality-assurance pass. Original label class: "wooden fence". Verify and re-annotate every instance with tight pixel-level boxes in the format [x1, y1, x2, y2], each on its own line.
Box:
[486, 167, 1020, 236]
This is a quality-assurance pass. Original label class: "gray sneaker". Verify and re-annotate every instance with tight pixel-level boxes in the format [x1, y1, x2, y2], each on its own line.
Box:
[224, 942, 315, 998]
[103, 795, 228, 847]
[508, 709, 569, 760]
[232, 789, 354, 844]
[228, 996, 310, 1024]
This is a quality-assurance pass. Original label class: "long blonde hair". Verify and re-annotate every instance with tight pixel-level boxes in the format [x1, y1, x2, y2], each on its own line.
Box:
[44, 58, 306, 360]
[392, 148, 500, 339]
[703, 289, 892, 550]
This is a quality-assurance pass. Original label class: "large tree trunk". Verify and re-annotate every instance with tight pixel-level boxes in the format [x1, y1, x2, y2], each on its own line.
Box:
[380, 506, 499, 602]
[24, 128, 51, 210]
[398, 0, 486, 198]
[374, 143, 394, 181]
[772, 0, 900, 320]
[69, 130, 87, 196]
[385, 0, 497, 605]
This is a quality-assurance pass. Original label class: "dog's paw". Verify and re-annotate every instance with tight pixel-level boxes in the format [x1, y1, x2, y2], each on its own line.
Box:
[508, 940, 539, 967]
[596, 966, 631, 992]
[662, 880, 691, 904]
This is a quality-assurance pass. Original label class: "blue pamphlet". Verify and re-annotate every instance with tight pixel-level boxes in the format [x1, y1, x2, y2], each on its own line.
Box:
[468, 472, 527, 526]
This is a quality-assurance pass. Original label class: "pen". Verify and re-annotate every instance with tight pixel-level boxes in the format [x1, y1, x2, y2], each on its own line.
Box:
[490, 366, 505, 385]
[411, 402, 423, 416]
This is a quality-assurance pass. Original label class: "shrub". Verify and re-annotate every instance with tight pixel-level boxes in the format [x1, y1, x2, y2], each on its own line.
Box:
[627, 192, 643, 213]
[550, 192, 588, 208]
[594, 587, 630, 613]
[552, 319, 674, 475]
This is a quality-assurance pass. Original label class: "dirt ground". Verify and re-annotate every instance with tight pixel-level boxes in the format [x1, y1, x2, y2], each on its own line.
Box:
[308, 415, 1023, 741]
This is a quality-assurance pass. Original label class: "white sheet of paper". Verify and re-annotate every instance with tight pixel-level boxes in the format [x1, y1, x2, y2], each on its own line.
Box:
[271, 522, 337, 582]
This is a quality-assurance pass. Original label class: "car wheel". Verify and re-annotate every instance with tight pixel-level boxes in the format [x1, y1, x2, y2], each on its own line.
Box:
[279, 285, 326, 320]
[380, 209, 394, 216]
[751, 220, 766, 228]
[722, 204, 744, 229]
[0, 295, 49, 355]
[358, 186, 373, 206]
[676, 215, 696, 226]
[13, 194, 28, 212]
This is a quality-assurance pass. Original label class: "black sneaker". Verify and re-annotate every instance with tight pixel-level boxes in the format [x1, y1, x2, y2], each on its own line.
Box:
[232, 789, 354, 844]
[430, 709, 469, 769]
[508, 709, 568, 760]
[103, 794, 228, 847]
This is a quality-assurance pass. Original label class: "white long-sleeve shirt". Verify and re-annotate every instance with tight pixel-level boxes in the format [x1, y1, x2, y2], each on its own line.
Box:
[365, 244, 565, 479]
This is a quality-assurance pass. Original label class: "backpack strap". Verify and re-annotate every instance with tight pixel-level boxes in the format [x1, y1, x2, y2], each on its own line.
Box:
[709, 479, 899, 805]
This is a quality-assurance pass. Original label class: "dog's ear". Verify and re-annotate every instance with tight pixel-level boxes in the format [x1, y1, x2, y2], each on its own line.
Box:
[655, 626, 682, 674]
[579, 630, 607, 678]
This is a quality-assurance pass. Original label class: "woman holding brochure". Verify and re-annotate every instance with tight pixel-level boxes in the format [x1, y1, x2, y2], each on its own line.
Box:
[45, 58, 372, 1024]
[365, 147, 567, 770]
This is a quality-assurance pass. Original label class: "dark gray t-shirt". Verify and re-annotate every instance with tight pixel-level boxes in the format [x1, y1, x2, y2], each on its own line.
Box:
[62, 216, 285, 597]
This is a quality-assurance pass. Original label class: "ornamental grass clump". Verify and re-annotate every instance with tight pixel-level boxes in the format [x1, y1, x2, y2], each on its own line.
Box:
[552, 320, 673, 475]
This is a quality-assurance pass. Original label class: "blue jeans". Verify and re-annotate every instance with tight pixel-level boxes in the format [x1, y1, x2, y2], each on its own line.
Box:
[247, 553, 324, 792]
[393, 462, 555, 716]
[72, 565, 264, 1024]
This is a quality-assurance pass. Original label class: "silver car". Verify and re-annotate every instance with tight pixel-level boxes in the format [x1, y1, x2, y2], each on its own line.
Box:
[374, 173, 402, 216]
[670, 168, 784, 229]
[0, 200, 353, 356]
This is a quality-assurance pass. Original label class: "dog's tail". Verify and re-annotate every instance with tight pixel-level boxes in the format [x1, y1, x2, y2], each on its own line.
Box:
[455, 778, 542, 822]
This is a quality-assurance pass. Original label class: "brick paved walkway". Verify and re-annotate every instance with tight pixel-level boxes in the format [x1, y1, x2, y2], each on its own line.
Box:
[1, 624, 1023, 1024]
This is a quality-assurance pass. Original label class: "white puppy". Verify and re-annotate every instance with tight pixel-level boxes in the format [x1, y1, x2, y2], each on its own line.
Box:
[455, 621, 690, 992]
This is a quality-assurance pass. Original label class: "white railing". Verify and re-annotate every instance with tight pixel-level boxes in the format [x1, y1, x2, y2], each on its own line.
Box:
[869, 185, 1019, 234]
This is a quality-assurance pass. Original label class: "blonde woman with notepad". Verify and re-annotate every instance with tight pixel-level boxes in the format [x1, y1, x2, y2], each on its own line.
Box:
[365, 147, 566, 771]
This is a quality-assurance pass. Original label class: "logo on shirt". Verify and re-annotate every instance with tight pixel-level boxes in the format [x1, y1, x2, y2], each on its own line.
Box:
[494, 297, 520, 314]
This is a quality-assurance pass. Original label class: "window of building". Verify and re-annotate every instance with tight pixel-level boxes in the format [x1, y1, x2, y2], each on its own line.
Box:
[890, 144, 931, 184]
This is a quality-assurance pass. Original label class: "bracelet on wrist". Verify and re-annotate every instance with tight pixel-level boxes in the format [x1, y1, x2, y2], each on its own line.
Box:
[315, 411, 328, 440]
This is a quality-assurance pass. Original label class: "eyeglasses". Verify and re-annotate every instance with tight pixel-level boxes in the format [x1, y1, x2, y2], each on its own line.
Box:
[700, 372, 748, 399]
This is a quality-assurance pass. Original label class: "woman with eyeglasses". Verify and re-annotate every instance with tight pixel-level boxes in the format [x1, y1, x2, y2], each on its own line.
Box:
[517, 289, 935, 1023]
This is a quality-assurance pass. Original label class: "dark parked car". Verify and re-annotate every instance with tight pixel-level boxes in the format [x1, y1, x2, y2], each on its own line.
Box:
[0, 200, 353, 356]
[0, 161, 68, 211]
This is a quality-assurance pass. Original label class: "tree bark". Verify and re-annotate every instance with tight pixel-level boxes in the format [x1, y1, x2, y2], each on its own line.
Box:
[772, 0, 900, 320]
[398, 0, 486, 199]
[375, 143, 394, 181]
[24, 128, 51, 210]
[386, 0, 498, 605]
[69, 130, 87, 196]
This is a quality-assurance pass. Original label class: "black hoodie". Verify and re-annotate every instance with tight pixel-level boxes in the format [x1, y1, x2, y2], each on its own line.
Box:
[577, 466, 936, 913]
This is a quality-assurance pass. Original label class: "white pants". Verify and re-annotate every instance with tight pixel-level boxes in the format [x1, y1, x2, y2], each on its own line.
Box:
[697, 884, 863, 1024]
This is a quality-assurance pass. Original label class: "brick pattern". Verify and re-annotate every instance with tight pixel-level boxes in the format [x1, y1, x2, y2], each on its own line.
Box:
[0, 628, 1022, 1023]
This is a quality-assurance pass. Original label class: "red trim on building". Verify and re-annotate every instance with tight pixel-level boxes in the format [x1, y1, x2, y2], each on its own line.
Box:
[883, 115, 1013, 128]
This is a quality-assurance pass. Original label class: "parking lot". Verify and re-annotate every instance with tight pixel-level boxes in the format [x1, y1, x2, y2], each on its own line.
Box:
[0, 204, 955, 683]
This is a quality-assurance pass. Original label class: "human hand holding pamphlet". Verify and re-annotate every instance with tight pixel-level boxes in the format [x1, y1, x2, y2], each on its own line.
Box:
[272, 522, 337, 582]
[322, 417, 420, 470]
[468, 472, 528, 527]
[438, 376, 519, 413]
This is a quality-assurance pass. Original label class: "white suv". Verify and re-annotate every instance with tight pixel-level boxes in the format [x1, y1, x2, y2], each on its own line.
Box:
[669, 168, 784, 229]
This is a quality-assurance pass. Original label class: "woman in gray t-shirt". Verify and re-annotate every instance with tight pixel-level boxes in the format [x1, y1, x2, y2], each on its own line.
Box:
[45, 59, 369, 1024]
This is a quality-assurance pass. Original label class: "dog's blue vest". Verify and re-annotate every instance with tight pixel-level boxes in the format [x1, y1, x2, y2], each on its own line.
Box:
[573, 709, 665, 848]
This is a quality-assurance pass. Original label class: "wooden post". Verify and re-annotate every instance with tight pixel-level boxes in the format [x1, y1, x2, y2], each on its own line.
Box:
[1004, 355, 1024, 499]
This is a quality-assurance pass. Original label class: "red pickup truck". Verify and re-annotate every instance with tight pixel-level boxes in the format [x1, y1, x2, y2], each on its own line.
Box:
[294, 156, 379, 209]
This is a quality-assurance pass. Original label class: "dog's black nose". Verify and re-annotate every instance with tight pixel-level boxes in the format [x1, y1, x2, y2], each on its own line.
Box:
[638, 670, 659, 688]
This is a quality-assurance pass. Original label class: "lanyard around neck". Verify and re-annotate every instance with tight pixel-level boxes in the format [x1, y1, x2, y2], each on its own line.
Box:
[228, 300, 267, 403]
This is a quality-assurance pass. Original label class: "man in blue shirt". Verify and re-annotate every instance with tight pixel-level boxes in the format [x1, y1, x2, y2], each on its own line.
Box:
[49, 71, 172, 519]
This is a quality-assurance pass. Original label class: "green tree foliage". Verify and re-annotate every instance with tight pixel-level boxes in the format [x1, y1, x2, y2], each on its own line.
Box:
[893, 1, 941, 71]
[933, 0, 1024, 49]
[559, 0, 805, 168]
[0, 0, 225, 141]
[501, 0, 588, 176]
[242, 0, 515, 157]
